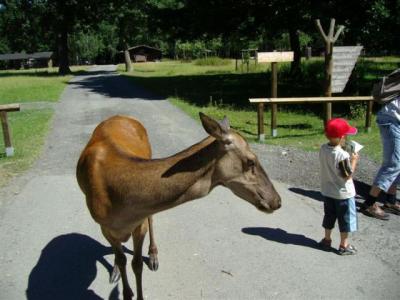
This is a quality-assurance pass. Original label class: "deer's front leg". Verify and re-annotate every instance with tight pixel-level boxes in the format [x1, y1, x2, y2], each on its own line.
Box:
[147, 216, 159, 271]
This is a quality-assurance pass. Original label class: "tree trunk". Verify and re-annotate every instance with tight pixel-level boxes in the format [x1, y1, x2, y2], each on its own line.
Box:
[289, 27, 301, 76]
[124, 47, 132, 72]
[58, 29, 71, 75]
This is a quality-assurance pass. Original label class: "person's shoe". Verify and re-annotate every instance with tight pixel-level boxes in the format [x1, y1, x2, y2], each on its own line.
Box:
[317, 238, 332, 251]
[338, 244, 357, 256]
[383, 202, 400, 215]
[363, 203, 390, 220]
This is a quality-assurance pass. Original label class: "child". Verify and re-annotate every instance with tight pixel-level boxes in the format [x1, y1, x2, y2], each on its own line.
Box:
[318, 118, 359, 255]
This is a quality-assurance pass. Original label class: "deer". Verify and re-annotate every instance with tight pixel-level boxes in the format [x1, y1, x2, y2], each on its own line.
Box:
[76, 112, 281, 300]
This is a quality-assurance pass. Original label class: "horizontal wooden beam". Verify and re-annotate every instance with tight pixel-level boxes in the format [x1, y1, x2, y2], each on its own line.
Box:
[257, 51, 294, 63]
[0, 103, 20, 112]
[249, 96, 373, 103]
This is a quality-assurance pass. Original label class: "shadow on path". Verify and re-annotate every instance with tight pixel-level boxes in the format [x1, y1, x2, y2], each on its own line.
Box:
[289, 181, 387, 212]
[26, 233, 120, 300]
[288, 187, 323, 202]
[68, 69, 164, 101]
[242, 227, 318, 250]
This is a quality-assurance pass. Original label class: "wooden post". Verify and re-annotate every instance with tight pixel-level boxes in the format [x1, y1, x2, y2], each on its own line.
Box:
[0, 111, 14, 156]
[365, 100, 373, 132]
[271, 62, 278, 137]
[315, 19, 344, 125]
[324, 40, 333, 124]
[257, 103, 265, 141]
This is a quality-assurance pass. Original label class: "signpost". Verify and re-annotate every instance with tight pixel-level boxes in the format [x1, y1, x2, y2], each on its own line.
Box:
[332, 46, 363, 93]
[256, 51, 294, 139]
[315, 18, 344, 124]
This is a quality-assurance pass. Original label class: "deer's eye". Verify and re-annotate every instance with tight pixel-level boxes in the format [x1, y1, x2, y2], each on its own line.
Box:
[247, 159, 255, 168]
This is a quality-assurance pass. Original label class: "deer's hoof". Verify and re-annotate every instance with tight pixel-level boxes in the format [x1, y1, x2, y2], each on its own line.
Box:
[123, 287, 133, 300]
[148, 254, 159, 271]
[110, 265, 121, 283]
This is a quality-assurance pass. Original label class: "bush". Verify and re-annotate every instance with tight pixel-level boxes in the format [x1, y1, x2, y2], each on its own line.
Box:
[194, 57, 231, 66]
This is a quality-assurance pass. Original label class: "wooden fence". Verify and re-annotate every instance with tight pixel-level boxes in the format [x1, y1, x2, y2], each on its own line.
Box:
[249, 96, 374, 140]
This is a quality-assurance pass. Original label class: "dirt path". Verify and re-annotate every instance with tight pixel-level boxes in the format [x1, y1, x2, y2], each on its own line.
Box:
[0, 65, 398, 300]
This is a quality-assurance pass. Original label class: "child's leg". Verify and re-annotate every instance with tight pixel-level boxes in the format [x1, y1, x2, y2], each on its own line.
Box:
[322, 197, 337, 241]
[337, 197, 357, 248]
[339, 232, 349, 248]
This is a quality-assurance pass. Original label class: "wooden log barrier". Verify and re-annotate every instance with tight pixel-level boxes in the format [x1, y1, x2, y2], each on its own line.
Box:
[0, 103, 21, 157]
[249, 96, 374, 138]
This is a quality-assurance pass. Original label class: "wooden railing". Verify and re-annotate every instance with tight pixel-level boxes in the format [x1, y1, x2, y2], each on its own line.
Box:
[0, 103, 21, 156]
[249, 96, 374, 140]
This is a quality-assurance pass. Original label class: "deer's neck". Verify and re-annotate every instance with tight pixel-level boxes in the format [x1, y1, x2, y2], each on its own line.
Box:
[125, 137, 223, 213]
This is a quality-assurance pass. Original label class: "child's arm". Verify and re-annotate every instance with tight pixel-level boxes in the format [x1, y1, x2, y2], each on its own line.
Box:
[350, 152, 359, 173]
[338, 152, 359, 180]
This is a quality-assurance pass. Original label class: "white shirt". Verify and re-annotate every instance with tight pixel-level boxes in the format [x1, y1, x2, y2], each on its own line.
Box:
[319, 144, 356, 199]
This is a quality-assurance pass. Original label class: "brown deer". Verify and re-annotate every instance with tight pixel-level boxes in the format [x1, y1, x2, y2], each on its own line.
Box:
[76, 113, 281, 300]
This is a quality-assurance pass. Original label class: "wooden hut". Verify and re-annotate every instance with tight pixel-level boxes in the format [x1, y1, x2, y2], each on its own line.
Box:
[126, 45, 162, 62]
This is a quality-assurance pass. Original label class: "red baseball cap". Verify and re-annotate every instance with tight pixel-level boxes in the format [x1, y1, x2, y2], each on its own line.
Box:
[325, 118, 357, 138]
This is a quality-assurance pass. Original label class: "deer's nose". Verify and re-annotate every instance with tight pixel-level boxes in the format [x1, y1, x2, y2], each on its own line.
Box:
[274, 195, 282, 210]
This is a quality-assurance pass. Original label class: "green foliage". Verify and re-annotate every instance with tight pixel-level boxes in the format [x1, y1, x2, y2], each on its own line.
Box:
[0, 0, 399, 74]
[69, 31, 103, 64]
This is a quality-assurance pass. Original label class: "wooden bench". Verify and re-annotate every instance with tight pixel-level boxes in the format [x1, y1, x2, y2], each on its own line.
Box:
[0, 103, 21, 156]
[249, 96, 374, 140]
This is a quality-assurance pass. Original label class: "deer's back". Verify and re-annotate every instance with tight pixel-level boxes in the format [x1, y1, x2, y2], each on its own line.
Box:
[76, 115, 151, 224]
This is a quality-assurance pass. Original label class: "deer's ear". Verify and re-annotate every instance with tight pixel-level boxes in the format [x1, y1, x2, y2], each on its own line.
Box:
[219, 116, 230, 130]
[199, 112, 229, 141]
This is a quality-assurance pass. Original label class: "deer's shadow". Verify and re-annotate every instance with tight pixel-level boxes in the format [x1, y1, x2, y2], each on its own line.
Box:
[26, 233, 123, 300]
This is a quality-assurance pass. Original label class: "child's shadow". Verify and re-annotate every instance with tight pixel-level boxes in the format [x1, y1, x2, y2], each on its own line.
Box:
[242, 227, 318, 250]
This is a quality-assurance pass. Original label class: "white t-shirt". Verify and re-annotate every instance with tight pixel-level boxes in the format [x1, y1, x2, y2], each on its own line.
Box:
[319, 143, 356, 199]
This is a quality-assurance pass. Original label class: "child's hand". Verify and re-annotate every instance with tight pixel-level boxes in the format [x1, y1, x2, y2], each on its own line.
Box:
[351, 152, 359, 162]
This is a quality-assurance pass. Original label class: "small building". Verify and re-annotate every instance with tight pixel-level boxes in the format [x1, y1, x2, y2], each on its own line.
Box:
[0, 51, 53, 69]
[29, 52, 54, 68]
[125, 45, 162, 62]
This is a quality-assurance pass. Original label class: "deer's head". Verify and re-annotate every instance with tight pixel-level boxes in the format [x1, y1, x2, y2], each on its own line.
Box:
[200, 113, 281, 213]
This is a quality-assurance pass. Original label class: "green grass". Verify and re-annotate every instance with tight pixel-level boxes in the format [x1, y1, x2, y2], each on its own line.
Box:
[120, 57, 400, 163]
[0, 109, 53, 186]
[0, 67, 87, 104]
[0, 66, 88, 187]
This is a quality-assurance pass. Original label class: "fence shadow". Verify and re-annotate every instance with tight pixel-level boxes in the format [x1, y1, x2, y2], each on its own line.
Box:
[26, 233, 120, 300]
[242, 227, 318, 250]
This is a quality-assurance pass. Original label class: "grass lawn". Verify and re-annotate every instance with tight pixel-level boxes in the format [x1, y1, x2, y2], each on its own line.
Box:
[120, 57, 400, 162]
[0, 66, 87, 187]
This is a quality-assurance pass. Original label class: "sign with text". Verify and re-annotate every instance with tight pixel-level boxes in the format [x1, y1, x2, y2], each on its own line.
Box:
[257, 51, 294, 63]
[332, 46, 363, 93]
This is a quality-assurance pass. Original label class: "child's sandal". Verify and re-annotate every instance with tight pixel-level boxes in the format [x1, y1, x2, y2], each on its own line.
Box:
[338, 244, 357, 255]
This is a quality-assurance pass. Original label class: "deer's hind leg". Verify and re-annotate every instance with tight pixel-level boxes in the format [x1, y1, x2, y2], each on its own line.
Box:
[101, 227, 133, 300]
[147, 216, 159, 271]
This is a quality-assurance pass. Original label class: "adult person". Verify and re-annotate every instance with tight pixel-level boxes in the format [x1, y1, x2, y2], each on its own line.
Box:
[363, 70, 400, 220]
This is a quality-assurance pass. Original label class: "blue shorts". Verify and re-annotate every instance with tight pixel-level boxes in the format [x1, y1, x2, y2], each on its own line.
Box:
[322, 196, 357, 233]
